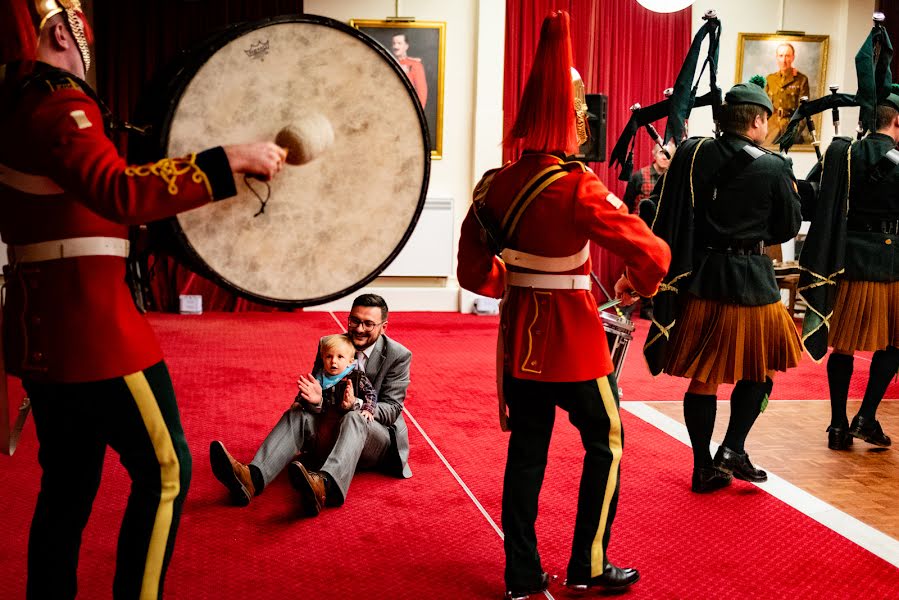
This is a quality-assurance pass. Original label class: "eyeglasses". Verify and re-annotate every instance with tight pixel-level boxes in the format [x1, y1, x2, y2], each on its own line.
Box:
[347, 316, 385, 332]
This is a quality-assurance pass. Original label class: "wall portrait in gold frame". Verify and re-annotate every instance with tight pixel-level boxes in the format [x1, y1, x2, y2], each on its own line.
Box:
[350, 19, 446, 159]
[735, 33, 829, 150]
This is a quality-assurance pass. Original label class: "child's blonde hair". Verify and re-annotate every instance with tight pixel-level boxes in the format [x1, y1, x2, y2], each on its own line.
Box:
[320, 333, 355, 357]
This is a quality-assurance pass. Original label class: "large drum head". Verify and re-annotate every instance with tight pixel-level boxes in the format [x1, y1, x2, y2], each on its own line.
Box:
[140, 15, 430, 307]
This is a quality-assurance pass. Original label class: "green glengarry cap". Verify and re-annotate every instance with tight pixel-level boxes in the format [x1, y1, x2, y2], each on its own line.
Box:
[725, 82, 774, 114]
[880, 92, 899, 112]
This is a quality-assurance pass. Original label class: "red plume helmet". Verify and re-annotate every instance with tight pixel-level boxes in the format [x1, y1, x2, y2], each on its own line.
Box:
[505, 10, 579, 156]
[0, 0, 38, 63]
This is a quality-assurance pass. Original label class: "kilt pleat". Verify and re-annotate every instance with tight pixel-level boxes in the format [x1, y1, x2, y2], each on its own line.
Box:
[664, 295, 802, 384]
[829, 280, 899, 352]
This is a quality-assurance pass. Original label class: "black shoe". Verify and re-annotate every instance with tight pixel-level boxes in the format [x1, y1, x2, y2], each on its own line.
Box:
[826, 425, 853, 450]
[691, 466, 733, 493]
[505, 572, 553, 600]
[849, 415, 892, 447]
[564, 563, 640, 591]
[713, 446, 767, 482]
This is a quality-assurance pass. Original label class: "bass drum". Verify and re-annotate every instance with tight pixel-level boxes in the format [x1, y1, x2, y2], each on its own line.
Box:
[130, 14, 430, 307]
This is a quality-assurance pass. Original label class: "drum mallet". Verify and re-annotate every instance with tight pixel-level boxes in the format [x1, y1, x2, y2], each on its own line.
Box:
[274, 113, 335, 166]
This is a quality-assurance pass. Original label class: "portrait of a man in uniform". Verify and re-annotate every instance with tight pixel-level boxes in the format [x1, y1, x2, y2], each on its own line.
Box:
[351, 20, 446, 158]
[736, 33, 829, 149]
[765, 43, 811, 145]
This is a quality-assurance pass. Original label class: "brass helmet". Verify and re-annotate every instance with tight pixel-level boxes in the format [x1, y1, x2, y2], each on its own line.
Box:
[34, 0, 91, 73]
[571, 67, 589, 146]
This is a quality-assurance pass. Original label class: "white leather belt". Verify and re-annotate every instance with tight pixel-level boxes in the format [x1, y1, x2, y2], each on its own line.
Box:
[507, 273, 591, 290]
[10, 236, 130, 263]
[501, 243, 590, 273]
[0, 162, 64, 195]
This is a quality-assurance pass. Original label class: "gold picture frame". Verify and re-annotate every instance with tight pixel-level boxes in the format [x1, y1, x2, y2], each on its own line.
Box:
[735, 33, 830, 151]
[350, 19, 446, 160]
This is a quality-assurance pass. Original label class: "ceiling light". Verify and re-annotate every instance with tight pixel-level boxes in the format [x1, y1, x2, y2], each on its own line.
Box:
[636, 0, 695, 13]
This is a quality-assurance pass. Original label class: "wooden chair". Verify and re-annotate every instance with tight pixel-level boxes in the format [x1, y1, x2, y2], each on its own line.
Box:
[766, 243, 800, 319]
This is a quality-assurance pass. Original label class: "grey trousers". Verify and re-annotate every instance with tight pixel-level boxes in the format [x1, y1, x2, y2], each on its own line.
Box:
[250, 407, 390, 503]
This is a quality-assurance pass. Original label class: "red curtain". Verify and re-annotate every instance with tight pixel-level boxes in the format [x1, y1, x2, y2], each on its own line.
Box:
[0, 0, 37, 64]
[879, 0, 899, 73]
[504, 0, 691, 300]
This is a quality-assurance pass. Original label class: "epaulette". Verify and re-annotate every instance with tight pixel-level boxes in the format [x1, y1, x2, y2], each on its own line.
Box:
[756, 145, 794, 167]
[558, 158, 590, 172]
[30, 69, 85, 95]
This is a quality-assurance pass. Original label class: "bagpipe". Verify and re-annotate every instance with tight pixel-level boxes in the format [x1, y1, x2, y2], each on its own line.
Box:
[609, 9, 722, 181]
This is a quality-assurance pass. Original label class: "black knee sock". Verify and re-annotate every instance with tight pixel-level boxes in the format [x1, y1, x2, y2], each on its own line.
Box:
[858, 346, 899, 420]
[827, 353, 854, 428]
[249, 464, 265, 495]
[684, 393, 717, 469]
[722, 378, 772, 454]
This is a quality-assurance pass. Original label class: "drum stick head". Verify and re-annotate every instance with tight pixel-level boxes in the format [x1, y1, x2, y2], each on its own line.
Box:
[276, 113, 335, 165]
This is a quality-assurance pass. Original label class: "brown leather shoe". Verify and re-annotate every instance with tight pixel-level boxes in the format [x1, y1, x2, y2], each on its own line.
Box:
[287, 460, 326, 516]
[209, 440, 255, 506]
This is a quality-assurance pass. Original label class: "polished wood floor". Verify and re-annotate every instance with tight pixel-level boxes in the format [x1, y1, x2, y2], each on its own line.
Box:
[648, 399, 899, 540]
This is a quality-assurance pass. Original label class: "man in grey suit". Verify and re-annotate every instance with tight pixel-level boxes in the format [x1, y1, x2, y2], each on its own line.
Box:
[210, 294, 412, 515]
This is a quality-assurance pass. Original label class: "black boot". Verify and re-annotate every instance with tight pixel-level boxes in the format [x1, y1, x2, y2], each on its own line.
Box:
[564, 563, 640, 591]
[855, 346, 899, 419]
[713, 445, 767, 482]
[691, 466, 733, 493]
[827, 352, 854, 433]
[849, 415, 892, 447]
[683, 393, 717, 469]
[722, 378, 771, 454]
[826, 425, 854, 450]
[505, 572, 553, 600]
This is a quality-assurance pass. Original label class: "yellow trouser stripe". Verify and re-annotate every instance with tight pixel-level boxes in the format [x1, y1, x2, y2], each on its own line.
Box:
[124, 371, 181, 600]
[591, 376, 623, 577]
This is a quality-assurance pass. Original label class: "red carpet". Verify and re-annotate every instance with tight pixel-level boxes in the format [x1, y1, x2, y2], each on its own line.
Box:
[1, 312, 897, 599]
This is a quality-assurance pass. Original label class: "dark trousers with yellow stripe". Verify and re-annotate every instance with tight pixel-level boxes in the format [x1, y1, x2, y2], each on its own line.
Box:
[24, 361, 191, 600]
[502, 374, 623, 589]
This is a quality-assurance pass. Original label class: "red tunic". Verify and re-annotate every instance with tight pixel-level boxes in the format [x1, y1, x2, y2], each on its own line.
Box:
[398, 57, 427, 107]
[0, 62, 235, 382]
[458, 153, 671, 382]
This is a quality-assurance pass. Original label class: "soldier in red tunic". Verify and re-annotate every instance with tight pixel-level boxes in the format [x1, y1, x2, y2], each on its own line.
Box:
[391, 33, 427, 108]
[0, 1, 286, 597]
[457, 11, 670, 599]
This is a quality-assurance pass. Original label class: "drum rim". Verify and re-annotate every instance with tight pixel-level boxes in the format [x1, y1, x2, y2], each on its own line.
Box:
[134, 13, 431, 308]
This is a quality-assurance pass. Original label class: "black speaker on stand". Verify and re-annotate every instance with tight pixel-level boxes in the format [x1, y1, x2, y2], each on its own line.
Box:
[573, 93, 608, 163]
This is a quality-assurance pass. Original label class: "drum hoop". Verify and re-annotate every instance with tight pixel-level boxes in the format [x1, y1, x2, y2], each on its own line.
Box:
[132, 14, 431, 308]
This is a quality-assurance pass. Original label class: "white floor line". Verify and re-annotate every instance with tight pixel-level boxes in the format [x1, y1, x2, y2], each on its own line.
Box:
[622, 400, 899, 569]
[333, 308, 555, 598]
[403, 407, 556, 600]
[327, 311, 343, 330]
[402, 407, 504, 538]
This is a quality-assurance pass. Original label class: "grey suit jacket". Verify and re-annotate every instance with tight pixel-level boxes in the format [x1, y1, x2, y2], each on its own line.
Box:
[314, 334, 412, 478]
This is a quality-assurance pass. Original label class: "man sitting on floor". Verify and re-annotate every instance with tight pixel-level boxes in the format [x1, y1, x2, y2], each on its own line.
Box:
[210, 293, 412, 515]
